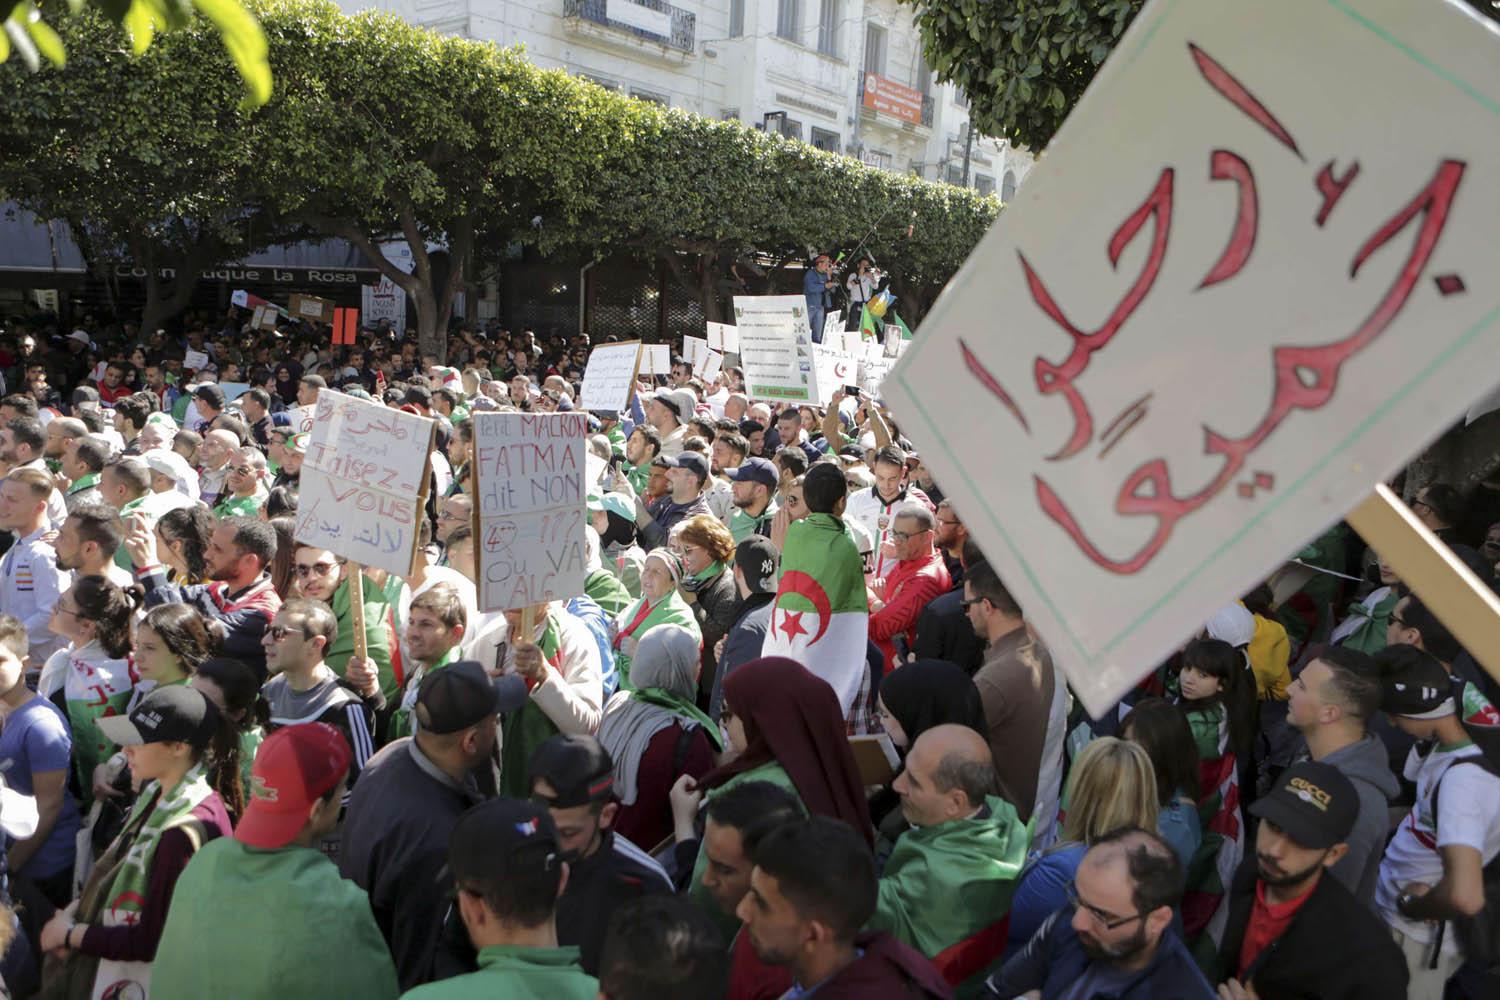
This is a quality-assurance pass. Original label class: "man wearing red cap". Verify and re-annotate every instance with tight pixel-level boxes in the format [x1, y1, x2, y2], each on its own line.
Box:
[150, 724, 399, 999]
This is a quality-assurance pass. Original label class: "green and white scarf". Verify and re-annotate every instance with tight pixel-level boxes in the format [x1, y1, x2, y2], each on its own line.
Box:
[101, 763, 213, 926]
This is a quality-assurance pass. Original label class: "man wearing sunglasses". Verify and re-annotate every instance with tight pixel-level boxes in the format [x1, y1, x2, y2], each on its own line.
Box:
[986, 827, 1213, 1000]
[293, 545, 401, 706]
[211, 447, 268, 520]
[261, 599, 376, 793]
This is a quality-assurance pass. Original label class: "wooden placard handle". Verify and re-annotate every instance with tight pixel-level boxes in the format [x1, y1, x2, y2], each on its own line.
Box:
[1346, 484, 1500, 687]
[348, 564, 368, 663]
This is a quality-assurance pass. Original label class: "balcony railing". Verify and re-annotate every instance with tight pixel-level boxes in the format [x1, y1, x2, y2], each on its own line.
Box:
[563, 0, 696, 53]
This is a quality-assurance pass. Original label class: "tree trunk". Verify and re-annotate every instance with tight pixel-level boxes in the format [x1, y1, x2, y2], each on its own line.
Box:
[136, 242, 204, 336]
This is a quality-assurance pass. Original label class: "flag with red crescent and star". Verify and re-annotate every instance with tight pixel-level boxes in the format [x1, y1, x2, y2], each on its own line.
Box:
[761, 512, 870, 717]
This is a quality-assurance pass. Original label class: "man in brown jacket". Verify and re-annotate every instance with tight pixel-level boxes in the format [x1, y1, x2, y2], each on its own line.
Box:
[963, 560, 1068, 850]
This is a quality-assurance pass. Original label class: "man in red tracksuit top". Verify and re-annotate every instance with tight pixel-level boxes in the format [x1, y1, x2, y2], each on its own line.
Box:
[869, 506, 951, 673]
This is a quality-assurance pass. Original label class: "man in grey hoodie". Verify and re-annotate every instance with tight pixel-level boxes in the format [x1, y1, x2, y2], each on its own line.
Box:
[1286, 645, 1400, 908]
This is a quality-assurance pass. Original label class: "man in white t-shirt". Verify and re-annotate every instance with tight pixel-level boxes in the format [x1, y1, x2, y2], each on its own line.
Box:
[1373, 644, 1500, 1000]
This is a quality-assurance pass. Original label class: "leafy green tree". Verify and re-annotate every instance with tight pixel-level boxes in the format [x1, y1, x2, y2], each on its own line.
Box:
[0, 7, 292, 332]
[901, 0, 1145, 152]
[2, 0, 270, 107]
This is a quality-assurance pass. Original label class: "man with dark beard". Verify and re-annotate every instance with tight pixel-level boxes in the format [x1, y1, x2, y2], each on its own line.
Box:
[986, 827, 1213, 999]
[1216, 763, 1407, 1000]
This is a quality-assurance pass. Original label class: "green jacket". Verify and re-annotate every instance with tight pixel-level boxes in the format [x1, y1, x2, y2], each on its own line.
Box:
[213, 491, 265, 519]
[326, 572, 399, 701]
[585, 568, 632, 618]
[153, 839, 399, 1000]
[869, 795, 1028, 979]
[614, 592, 700, 687]
[400, 945, 596, 1000]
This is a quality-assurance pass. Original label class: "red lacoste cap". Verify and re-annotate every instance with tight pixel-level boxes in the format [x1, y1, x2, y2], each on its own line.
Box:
[234, 723, 351, 850]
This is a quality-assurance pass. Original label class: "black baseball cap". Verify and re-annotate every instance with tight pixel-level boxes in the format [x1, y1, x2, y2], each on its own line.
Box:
[726, 456, 778, 489]
[735, 535, 780, 595]
[415, 661, 529, 735]
[1249, 761, 1359, 849]
[97, 685, 221, 750]
[1378, 646, 1454, 719]
[527, 734, 615, 807]
[449, 798, 560, 888]
[660, 452, 710, 482]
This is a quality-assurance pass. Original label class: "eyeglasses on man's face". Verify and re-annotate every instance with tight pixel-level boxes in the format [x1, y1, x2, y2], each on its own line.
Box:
[1066, 881, 1145, 931]
[268, 624, 311, 642]
[294, 561, 339, 579]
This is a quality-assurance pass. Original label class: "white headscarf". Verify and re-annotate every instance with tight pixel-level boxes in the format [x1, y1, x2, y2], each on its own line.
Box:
[597, 623, 703, 805]
[143, 448, 200, 501]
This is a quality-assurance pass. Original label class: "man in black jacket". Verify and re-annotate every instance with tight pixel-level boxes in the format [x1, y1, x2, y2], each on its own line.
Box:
[528, 734, 672, 976]
[712, 536, 779, 722]
[1218, 762, 1408, 1000]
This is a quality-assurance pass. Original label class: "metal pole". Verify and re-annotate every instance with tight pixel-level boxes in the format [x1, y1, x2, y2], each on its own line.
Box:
[961, 123, 975, 187]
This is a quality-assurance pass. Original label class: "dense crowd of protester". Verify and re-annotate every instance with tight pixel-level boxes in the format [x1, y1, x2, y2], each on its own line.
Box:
[0, 309, 1492, 999]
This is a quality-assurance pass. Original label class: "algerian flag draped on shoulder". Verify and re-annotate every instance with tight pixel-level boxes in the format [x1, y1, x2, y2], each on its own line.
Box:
[761, 512, 869, 715]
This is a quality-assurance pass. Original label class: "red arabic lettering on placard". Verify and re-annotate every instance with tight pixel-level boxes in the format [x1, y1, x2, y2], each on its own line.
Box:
[960, 43, 1466, 575]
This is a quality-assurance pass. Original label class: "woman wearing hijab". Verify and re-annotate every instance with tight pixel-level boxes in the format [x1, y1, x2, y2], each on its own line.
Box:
[612, 549, 699, 686]
[598, 624, 719, 849]
[875, 659, 988, 752]
[684, 657, 873, 927]
[870, 659, 989, 846]
[675, 515, 740, 710]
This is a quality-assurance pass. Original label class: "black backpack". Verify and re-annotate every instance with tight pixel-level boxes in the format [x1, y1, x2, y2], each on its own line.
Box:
[1429, 732, 1500, 967]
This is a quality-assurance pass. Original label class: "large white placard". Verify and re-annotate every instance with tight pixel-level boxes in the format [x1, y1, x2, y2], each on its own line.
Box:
[472, 412, 589, 611]
[881, 0, 1500, 715]
[733, 295, 819, 404]
[294, 390, 434, 576]
[579, 341, 643, 412]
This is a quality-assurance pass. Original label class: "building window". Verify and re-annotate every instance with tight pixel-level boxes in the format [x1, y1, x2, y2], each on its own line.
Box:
[729, 0, 744, 37]
[777, 0, 800, 42]
[810, 127, 840, 152]
[817, 0, 840, 57]
[862, 148, 892, 170]
[863, 23, 886, 76]
[974, 174, 995, 196]
[577, 71, 620, 91]
[916, 52, 932, 95]
[946, 164, 964, 185]
[1001, 169, 1017, 201]
[953, 87, 969, 108]
[631, 87, 669, 106]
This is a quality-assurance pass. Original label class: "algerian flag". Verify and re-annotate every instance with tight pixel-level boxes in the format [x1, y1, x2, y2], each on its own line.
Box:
[889, 312, 913, 341]
[860, 303, 883, 342]
[761, 513, 870, 717]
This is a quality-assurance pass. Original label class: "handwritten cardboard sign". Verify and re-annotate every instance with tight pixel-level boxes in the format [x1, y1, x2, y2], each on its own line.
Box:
[707, 321, 739, 354]
[184, 349, 211, 372]
[579, 341, 643, 412]
[472, 412, 589, 612]
[294, 390, 434, 576]
[734, 295, 819, 404]
[881, 0, 1500, 716]
[699, 349, 724, 383]
[286, 405, 317, 436]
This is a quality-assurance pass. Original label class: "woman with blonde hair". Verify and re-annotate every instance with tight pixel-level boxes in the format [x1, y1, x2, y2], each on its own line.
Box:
[675, 514, 739, 708]
[1002, 737, 1160, 958]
